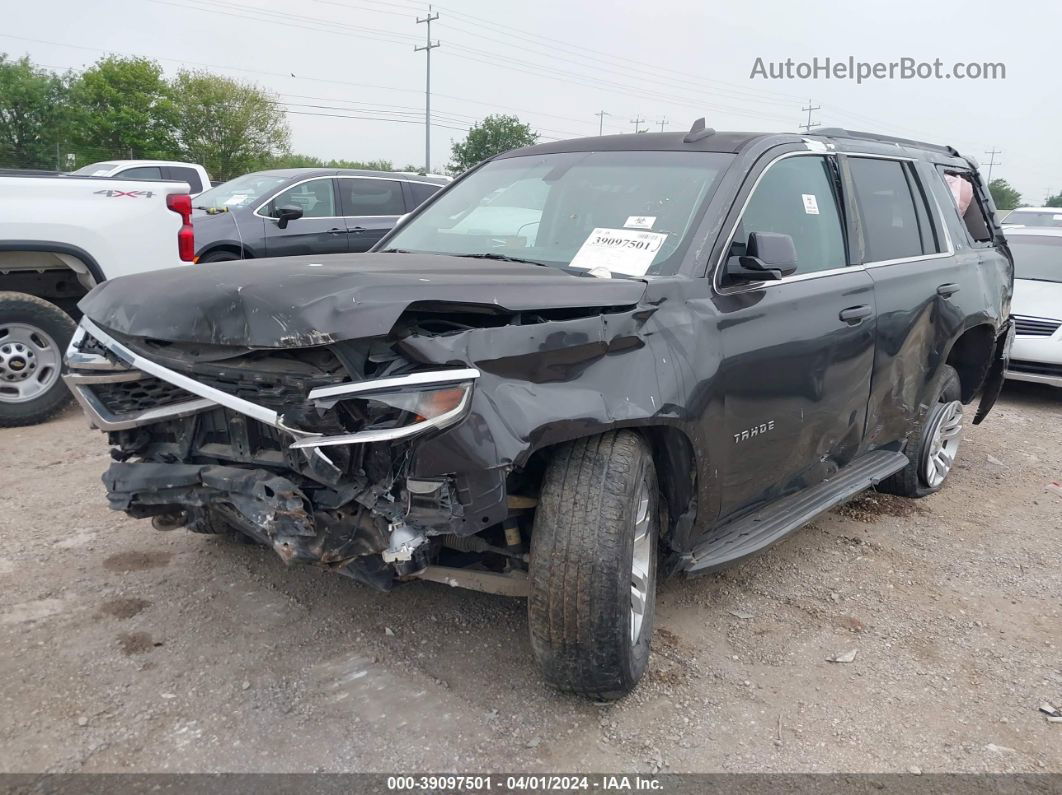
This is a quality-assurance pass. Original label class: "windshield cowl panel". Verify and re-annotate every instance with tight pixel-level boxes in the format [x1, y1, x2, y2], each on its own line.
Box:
[384, 151, 734, 277]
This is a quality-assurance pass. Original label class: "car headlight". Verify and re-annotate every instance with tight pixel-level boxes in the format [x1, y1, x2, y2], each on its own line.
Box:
[291, 369, 479, 449]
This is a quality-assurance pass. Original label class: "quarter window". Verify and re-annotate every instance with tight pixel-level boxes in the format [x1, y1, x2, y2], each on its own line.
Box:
[269, 179, 336, 218]
[731, 155, 847, 276]
[117, 166, 162, 180]
[339, 178, 406, 216]
[849, 158, 926, 262]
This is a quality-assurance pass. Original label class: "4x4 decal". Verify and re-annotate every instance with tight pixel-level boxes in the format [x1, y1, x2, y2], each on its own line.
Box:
[93, 189, 155, 198]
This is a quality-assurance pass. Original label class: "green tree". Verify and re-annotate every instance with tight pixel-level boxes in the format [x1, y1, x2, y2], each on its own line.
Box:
[67, 56, 177, 163]
[988, 178, 1021, 211]
[0, 54, 69, 169]
[448, 114, 537, 174]
[1045, 192, 1062, 208]
[170, 71, 290, 181]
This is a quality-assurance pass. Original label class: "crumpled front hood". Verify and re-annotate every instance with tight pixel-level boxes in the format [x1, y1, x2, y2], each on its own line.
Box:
[78, 252, 647, 348]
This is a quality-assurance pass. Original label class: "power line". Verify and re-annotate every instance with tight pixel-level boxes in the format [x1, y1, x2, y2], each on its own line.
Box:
[630, 115, 646, 134]
[414, 5, 441, 172]
[799, 99, 821, 133]
[655, 117, 668, 132]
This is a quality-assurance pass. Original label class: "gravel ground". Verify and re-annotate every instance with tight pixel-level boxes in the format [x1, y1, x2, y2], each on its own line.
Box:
[1, 382, 1059, 774]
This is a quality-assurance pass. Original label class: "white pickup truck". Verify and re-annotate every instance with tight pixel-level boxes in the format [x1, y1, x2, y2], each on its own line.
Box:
[0, 173, 196, 426]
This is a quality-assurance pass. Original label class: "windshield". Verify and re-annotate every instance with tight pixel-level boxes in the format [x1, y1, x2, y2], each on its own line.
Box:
[71, 162, 118, 176]
[1009, 236, 1062, 282]
[384, 150, 734, 276]
[1005, 210, 1062, 228]
[194, 173, 292, 211]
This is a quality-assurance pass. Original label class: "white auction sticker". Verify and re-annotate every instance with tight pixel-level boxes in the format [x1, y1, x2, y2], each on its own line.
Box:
[802, 194, 820, 215]
[623, 215, 656, 230]
[569, 228, 667, 276]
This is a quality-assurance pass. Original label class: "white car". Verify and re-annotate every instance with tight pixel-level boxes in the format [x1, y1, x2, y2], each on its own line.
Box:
[1006, 227, 1062, 388]
[69, 160, 211, 196]
[1001, 206, 1062, 230]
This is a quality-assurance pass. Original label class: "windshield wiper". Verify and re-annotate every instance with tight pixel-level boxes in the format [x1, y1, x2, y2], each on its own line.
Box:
[453, 252, 546, 266]
[378, 248, 412, 254]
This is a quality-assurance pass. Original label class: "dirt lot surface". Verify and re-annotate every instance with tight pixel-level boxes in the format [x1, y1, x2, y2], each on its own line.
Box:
[1, 383, 1060, 774]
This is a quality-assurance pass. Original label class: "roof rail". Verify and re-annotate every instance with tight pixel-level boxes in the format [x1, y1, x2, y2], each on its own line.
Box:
[683, 117, 716, 144]
[810, 127, 960, 157]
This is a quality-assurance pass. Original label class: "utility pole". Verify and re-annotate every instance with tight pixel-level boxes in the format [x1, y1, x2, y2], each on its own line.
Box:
[984, 147, 1002, 183]
[415, 5, 440, 173]
[594, 110, 611, 136]
[630, 115, 646, 133]
[799, 99, 821, 133]
[656, 117, 668, 132]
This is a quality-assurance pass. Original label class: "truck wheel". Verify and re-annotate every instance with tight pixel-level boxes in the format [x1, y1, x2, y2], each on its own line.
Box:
[878, 364, 963, 498]
[199, 251, 241, 263]
[528, 430, 659, 699]
[0, 292, 76, 427]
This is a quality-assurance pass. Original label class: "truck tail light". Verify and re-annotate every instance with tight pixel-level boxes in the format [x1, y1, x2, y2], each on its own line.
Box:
[166, 193, 195, 262]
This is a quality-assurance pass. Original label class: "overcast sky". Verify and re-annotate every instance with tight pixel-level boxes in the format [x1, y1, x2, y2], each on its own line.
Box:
[4, 0, 1058, 201]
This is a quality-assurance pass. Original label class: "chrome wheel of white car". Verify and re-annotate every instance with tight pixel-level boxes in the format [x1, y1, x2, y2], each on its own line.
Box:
[921, 399, 964, 488]
[0, 322, 62, 403]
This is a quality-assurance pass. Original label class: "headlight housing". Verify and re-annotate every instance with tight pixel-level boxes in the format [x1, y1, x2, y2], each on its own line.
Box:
[291, 369, 479, 449]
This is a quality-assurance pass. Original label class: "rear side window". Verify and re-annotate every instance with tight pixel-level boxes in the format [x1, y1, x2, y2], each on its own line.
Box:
[339, 178, 406, 216]
[168, 166, 203, 194]
[406, 181, 441, 207]
[848, 158, 928, 262]
[938, 168, 993, 244]
[117, 166, 162, 180]
[731, 155, 847, 276]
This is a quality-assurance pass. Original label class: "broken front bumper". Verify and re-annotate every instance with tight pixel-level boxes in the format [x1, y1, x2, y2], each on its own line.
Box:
[64, 318, 509, 588]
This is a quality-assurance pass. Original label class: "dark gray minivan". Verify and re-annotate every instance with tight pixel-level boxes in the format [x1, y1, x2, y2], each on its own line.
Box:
[190, 169, 449, 262]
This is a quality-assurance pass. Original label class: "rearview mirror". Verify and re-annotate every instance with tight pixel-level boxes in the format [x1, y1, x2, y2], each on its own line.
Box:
[727, 232, 798, 281]
[275, 204, 304, 229]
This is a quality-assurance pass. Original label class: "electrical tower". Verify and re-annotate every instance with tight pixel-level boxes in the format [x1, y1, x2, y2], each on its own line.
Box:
[984, 148, 1002, 183]
[594, 110, 611, 136]
[656, 117, 668, 132]
[415, 6, 440, 173]
[800, 99, 821, 133]
[630, 115, 646, 133]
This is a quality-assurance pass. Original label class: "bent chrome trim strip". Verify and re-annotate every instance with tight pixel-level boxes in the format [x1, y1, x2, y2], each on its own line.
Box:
[308, 368, 481, 401]
[78, 317, 282, 429]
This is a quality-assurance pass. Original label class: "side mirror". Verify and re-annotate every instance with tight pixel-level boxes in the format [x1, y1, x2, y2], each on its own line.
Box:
[727, 231, 798, 281]
[275, 204, 304, 229]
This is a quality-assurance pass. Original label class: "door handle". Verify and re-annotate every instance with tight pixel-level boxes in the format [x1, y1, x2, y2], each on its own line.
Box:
[348, 226, 366, 232]
[328, 227, 344, 235]
[839, 305, 873, 324]
[937, 283, 960, 298]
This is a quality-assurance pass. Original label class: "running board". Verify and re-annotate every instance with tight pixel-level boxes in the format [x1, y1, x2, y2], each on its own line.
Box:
[682, 450, 909, 575]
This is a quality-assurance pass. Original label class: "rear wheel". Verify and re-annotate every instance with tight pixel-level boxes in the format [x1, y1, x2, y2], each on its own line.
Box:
[879, 364, 964, 498]
[0, 292, 76, 427]
[198, 251, 241, 263]
[528, 430, 659, 699]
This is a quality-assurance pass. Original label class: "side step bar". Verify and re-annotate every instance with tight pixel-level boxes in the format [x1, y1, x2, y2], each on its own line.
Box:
[681, 450, 909, 575]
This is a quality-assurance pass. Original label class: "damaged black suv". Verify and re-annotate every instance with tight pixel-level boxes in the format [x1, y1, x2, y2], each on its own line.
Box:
[65, 122, 1013, 699]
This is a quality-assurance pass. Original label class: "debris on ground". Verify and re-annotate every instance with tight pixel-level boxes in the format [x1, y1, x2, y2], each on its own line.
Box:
[728, 609, 755, 620]
[1045, 482, 1062, 498]
[1040, 702, 1062, 722]
[827, 649, 858, 664]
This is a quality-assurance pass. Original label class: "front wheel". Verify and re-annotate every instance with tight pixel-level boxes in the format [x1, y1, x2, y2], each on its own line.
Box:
[0, 292, 76, 427]
[528, 430, 659, 699]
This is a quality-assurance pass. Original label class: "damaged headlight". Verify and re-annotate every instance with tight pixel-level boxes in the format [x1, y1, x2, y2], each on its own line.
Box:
[291, 369, 480, 449]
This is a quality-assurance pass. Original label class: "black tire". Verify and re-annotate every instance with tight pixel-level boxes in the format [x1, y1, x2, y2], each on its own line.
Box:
[878, 364, 963, 498]
[0, 292, 76, 427]
[528, 430, 659, 700]
[198, 251, 241, 263]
